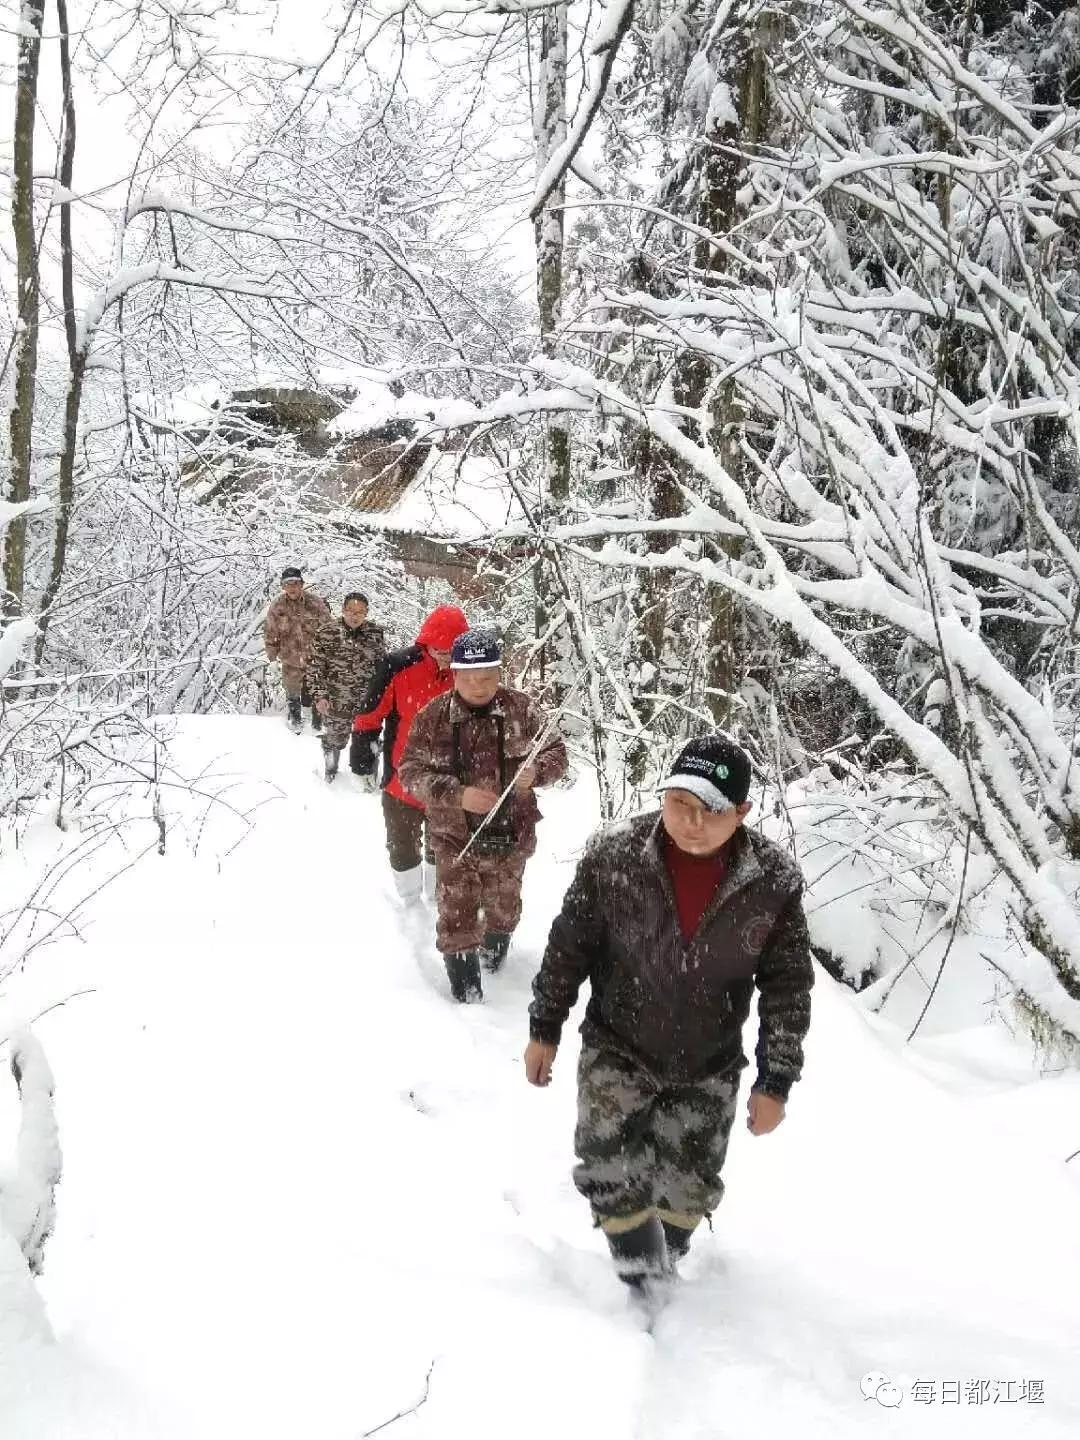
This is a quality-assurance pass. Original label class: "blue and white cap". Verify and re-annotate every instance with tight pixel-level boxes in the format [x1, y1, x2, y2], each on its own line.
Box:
[659, 734, 752, 813]
[450, 627, 503, 669]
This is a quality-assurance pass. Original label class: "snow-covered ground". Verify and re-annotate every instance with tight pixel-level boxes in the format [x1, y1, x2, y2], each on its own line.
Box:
[1, 715, 1078, 1438]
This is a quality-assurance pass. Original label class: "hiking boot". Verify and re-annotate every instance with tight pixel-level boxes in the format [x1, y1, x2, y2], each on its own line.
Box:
[605, 1214, 671, 1289]
[480, 931, 511, 973]
[661, 1218, 697, 1266]
[286, 696, 303, 732]
[444, 949, 483, 1004]
[322, 743, 340, 783]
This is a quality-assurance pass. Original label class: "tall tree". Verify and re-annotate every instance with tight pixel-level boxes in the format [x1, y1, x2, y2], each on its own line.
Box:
[34, 0, 81, 662]
[3, 0, 45, 618]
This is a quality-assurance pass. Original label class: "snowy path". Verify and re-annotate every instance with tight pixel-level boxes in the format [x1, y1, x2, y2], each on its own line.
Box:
[2, 716, 1079, 1438]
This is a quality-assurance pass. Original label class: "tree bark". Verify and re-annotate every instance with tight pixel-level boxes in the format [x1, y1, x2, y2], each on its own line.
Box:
[532, 6, 571, 689]
[683, 9, 783, 726]
[534, 4, 570, 507]
[4, 0, 45, 618]
[35, 0, 83, 665]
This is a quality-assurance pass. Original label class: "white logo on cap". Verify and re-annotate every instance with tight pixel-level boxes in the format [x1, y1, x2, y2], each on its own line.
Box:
[680, 755, 721, 778]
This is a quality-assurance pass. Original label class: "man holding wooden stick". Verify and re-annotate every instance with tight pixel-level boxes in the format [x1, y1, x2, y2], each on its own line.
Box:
[399, 628, 568, 1002]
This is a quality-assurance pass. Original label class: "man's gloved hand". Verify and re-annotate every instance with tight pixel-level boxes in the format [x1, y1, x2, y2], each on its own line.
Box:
[349, 732, 379, 776]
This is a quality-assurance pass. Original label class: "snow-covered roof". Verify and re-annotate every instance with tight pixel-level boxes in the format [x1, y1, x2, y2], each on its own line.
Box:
[329, 377, 435, 436]
[382, 447, 526, 539]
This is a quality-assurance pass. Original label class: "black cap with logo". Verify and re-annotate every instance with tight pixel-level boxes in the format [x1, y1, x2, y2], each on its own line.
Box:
[450, 627, 503, 669]
[659, 734, 752, 813]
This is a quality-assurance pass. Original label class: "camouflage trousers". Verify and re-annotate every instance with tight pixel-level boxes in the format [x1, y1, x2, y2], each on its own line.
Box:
[320, 710, 355, 750]
[573, 1045, 740, 1233]
[281, 664, 312, 702]
[432, 844, 528, 954]
[383, 792, 433, 873]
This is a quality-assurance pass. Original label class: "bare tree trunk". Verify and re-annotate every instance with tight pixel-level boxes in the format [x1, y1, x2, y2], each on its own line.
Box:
[532, 5, 570, 688]
[4, 0, 45, 618]
[681, 9, 783, 727]
[534, 4, 570, 506]
[35, 0, 83, 665]
[622, 427, 684, 783]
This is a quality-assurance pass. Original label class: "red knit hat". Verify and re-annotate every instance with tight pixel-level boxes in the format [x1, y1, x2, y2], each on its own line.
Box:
[416, 604, 469, 649]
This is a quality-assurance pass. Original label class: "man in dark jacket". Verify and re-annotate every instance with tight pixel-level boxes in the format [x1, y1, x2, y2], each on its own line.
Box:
[525, 734, 814, 1292]
[306, 592, 386, 782]
[263, 566, 330, 732]
[398, 628, 568, 1002]
[351, 604, 470, 900]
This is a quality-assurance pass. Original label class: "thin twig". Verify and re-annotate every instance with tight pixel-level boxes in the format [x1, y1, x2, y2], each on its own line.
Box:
[0, 989, 98, 1053]
[360, 1359, 437, 1437]
[907, 825, 975, 1041]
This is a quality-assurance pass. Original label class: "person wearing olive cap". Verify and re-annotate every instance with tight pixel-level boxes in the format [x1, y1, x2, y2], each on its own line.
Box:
[525, 734, 814, 1298]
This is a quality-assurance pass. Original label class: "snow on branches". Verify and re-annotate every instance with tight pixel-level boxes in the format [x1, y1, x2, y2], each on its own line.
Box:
[399, 0, 1080, 1046]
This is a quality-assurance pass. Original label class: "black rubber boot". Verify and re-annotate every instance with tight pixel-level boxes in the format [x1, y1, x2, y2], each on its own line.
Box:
[480, 931, 511, 973]
[349, 731, 376, 777]
[286, 696, 302, 731]
[322, 743, 340, 783]
[605, 1214, 670, 1289]
[310, 706, 322, 734]
[444, 950, 483, 1003]
[661, 1218, 696, 1266]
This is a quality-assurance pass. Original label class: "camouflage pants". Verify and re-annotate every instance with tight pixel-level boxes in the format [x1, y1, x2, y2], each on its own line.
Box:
[383, 792, 433, 873]
[432, 845, 528, 954]
[573, 1045, 740, 1231]
[281, 664, 312, 701]
[321, 710, 355, 750]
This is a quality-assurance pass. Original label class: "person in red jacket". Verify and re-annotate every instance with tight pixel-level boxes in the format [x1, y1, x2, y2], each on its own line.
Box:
[351, 604, 470, 901]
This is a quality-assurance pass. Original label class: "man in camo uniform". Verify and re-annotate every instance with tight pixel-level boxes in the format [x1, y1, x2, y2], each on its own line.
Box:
[263, 566, 331, 732]
[525, 734, 814, 1294]
[307, 592, 386, 781]
[398, 627, 568, 1002]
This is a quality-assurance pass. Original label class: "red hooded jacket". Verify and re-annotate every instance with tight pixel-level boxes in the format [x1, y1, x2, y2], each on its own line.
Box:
[352, 605, 469, 808]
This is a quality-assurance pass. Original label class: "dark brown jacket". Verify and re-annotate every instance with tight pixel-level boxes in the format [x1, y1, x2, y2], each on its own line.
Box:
[398, 686, 568, 856]
[530, 814, 814, 1097]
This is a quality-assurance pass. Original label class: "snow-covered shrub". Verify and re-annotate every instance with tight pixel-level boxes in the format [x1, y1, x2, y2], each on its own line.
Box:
[0, 1030, 61, 1278]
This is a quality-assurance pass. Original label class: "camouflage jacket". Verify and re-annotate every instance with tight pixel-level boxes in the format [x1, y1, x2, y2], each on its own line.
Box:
[307, 619, 387, 715]
[398, 686, 568, 857]
[263, 592, 330, 669]
[530, 814, 814, 1096]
